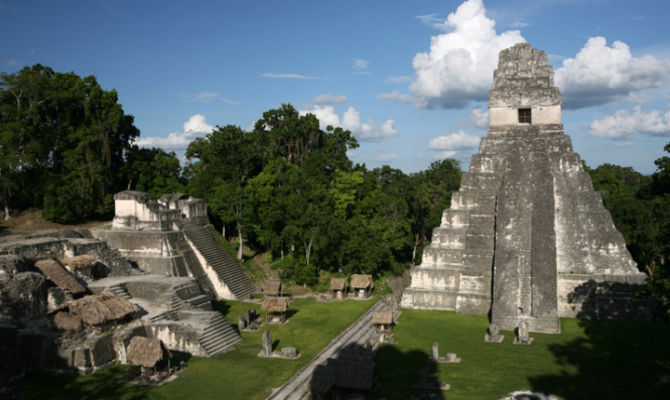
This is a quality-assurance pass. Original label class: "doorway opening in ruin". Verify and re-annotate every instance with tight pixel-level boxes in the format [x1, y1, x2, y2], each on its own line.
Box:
[518, 108, 531, 124]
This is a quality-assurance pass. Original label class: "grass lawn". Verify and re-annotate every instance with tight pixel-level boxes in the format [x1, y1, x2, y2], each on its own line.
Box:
[377, 309, 670, 400]
[24, 296, 376, 400]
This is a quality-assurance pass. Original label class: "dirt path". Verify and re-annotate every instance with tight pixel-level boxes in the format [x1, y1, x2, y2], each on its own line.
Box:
[0, 209, 110, 235]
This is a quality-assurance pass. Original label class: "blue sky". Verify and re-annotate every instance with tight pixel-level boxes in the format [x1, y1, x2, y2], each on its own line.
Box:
[2, 0, 670, 174]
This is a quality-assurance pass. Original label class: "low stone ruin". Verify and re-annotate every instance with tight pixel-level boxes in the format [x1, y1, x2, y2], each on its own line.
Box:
[238, 308, 260, 331]
[0, 213, 244, 376]
[514, 320, 533, 345]
[257, 330, 299, 360]
[431, 342, 461, 364]
[485, 322, 504, 343]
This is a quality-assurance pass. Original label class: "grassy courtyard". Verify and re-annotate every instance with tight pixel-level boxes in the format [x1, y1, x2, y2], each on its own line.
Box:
[24, 296, 376, 400]
[377, 309, 670, 400]
[23, 301, 670, 400]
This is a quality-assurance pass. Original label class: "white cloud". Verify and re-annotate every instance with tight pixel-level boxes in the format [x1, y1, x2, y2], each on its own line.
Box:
[376, 153, 397, 162]
[509, 20, 529, 28]
[416, 13, 447, 30]
[432, 150, 458, 159]
[300, 105, 342, 128]
[429, 130, 481, 150]
[136, 114, 215, 149]
[353, 71, 372, 76]
[261, 72, 319, 79]
[377, 91, 416, 104]
[611, 141, 634, 148]
[353, 59, 370, 69]
[589, 106, 670, 139]
[7, 59, 17, 66]
[180, 92, 238, 104]
[469, 107, 489, 128]
[410, 0, 525, 109]
[385, 75, 413, 84]
[342, 107, 398, 142]
[312, 94, 347, 105]
[299, 106, 399, 142]
[555, 37, 670, 109]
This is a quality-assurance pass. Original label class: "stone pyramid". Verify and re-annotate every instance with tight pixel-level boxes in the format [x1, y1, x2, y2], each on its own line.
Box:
[400, 43, 646, 333]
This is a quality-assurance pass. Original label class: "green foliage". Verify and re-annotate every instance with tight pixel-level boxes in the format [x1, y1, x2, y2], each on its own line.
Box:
[0, 65, 139, 222]
[183, 103, 460, 283]
[587, 148, 670, 319]
[122, 146, 186, 198]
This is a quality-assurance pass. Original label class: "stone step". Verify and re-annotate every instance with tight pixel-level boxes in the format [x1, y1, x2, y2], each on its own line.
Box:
[179, 223, 256, 299]
[440, 209, 470, 228]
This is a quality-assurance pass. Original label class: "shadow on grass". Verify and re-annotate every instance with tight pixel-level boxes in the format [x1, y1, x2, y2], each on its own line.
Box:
[25, 364, 148, 400]
[216, 300, 231, 317]
[375, 345, 445, 400]
[529, 319, 670, 399]
[286, 308, 298, 320]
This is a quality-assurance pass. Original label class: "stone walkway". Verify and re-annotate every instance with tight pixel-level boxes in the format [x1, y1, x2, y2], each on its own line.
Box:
[265, 299, 386, 400]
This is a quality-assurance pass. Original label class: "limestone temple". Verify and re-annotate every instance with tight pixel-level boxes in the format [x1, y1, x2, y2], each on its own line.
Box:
[0, 191, 257, 374]
[400, 43, 647, 333]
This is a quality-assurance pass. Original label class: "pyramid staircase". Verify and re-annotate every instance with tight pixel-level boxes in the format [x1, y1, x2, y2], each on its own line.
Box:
[195, 311, 242, 356]
[179, 220, 256, 300]
[107, 283, 132, 300]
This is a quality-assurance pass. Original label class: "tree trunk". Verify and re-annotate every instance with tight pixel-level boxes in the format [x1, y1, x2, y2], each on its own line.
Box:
[222, 225, 226, 238]
[4, 204, 9, 221]
[304, 239, 312, 267]
[411, 232, 419, 266]
[237, 222, 243, 261]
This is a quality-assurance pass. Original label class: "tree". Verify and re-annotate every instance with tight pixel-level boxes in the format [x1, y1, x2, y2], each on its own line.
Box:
[122, 146, 185, 198]
[186, 125, 264, 260]
[0, 65, 139, 222]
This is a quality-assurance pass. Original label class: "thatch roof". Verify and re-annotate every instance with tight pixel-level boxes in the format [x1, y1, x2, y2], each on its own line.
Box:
[350, 274, 374, 290]
[264, 280, 281, 295]
[261, 296, 290, 313]
[63, 293, 140, 327]
[60, 255, 96, 271]
[330, 278, 347, 291]
[53, 311, 83, 331]
[34, 258, 87, 295]
[126, 336, 168, 368]
[372, 310, 394, 325]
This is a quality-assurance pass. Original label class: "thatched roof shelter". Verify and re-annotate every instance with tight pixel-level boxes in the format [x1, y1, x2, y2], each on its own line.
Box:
[330, 278, 347, 291]
[264, 280, 281, 296]
[262, 296, 290, 313]
[61, 293, 140, 327]
[126, 336, 169, 368]
[34, 258, 87, 295]
[53, 311, 83, 331]
[372, 310, 394, 325]
[350, 274, 374, 290]
[60, 255, 96, 271]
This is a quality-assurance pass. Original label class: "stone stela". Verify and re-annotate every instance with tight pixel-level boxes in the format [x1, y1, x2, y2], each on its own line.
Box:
[401, 43, 647, 334]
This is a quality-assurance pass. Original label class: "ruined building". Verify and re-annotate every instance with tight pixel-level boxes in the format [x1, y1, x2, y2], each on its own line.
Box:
[92, 191, 257, 300]
[400, 43, 647, 333]
[0, 191, 255, 376]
